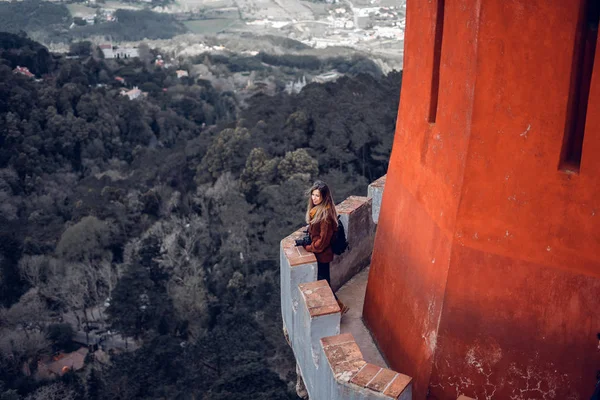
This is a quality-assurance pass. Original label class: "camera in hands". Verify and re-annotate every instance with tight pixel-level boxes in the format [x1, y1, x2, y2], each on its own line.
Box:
[295, 233, 311, 247]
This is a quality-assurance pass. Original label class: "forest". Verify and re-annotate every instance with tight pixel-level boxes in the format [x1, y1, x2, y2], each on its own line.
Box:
[0, 32, 401, 399]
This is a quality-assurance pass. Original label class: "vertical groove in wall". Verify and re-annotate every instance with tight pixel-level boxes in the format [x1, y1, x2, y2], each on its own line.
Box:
[560, 0, 599, 172]
[428, 0, 445, 123]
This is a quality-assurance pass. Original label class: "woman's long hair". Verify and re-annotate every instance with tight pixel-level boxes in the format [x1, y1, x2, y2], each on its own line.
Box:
[305, 180, 338, 227]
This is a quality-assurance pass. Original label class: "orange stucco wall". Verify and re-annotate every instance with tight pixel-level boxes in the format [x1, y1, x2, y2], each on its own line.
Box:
[363, 0, 600, 398]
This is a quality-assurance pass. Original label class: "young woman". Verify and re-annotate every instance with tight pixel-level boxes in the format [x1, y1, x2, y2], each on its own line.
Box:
[301, 180, 348, 314]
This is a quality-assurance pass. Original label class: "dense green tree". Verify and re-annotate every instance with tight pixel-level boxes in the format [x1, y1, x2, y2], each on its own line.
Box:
[198, 126, 252, 181]
[55, 216, 113, 262]
[108, 262, 174, 338]
[47, 323, 75, 350]
[0, 387, 20, 400]
[86, 369, 102, 400]
[255, 177, 309, 258]
[240, 148, 279, 199]
[277, 148, 318, 182]
[69, 41, 92, 57]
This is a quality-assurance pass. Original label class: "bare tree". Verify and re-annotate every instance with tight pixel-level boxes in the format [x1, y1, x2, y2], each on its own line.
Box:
[153, 214, 209, 273]
[125, 215, 212, 338]
[94, 259, 117, 300]
[19, 252, 116, 329]
[168, 274, 210, 338]
[137, 42, 153, 65]
[25, 382, 77, 400]
[18, 255, 47, 288]
[1, 288, 51, 331]
[158, 215, 211, 335]
[204, 173, 252, 260]
[0, 329, 49, 363]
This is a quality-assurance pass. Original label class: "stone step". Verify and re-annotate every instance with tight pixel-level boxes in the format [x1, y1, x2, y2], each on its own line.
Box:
[295, 280, 412, 400]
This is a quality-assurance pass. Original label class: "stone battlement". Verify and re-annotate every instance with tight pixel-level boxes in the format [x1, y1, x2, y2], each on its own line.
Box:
[280, 176, 414, 400]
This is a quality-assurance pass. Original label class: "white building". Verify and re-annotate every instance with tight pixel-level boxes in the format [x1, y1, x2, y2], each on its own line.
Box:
[101, 45, 139, 59]
[285, 76, 307, 94]
[313, 71, 341, 83]
[121, 87, 142, 100]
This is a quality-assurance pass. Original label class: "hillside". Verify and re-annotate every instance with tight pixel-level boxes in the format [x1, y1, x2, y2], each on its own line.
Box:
[0, 33, 401, 399]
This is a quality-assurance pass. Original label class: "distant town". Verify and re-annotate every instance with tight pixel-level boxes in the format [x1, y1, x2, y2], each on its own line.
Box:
[58, 0, 405, 69]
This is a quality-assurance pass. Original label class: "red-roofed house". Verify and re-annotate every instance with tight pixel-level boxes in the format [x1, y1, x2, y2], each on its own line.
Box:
[37, 347, 88, 379]
[121, 86, 142, 100]
[13, 66, 34, 78]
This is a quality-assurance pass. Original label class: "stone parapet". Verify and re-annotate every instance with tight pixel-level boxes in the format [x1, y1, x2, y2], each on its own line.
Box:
[280, 175, 412, 400]
[288, 279, 412, 400]
[367, 175, 386, 224]
[331, 196, 377, 292]
[280, 176, 407, 399]
[280, 227, 318, 347]
[322, 333, 412, 399]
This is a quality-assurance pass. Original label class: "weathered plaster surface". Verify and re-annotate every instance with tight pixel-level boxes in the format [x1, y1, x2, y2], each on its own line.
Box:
[364, 1, 600, 399]
[330, 196, 376, 292]
[280, 191, 413, 399]
[367, 175, 386, 225]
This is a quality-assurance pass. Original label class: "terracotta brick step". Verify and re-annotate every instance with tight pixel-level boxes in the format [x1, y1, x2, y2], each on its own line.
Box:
[321, 332, 412, 399]
[298, 281, 412, 400]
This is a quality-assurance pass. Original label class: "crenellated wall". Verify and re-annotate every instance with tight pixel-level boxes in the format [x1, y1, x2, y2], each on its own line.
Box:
[329, 196, 376, 292]
[280, 177, 414, 400]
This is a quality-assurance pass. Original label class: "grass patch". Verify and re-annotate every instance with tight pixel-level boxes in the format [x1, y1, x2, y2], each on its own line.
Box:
[103, 1, 144, 10]
[66, 3, 97, 17]
[184, 18, 241, 34]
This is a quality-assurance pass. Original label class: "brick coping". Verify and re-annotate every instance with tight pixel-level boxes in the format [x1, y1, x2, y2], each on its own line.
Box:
[281, 196, 372, 268]
[282, 227, 317, 267]
[336, 196, 371, 215]
[281, 178, 411, 399]
[369, 175, 386, 188]
[299, 280, 340, 317]
[299, 282, 412, 399]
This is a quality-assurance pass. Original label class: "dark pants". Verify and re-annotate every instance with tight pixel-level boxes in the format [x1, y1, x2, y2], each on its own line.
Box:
[318, 262, 338, 300]
[591, 379, 600, 400]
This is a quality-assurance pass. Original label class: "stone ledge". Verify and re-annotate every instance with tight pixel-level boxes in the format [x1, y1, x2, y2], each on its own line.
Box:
[336, 195, 371, 215]
[351, 363, 412, 397]
[299, 280, 340, 317]
[331, 196, 376, 291]
[321, 332, 412, 399]
[369, 174, 386, 189]
[367, 175, 386, 224]
[282, 226, 317, 267]
[298, 282, 412, 400]
[322, 333, 366, 381]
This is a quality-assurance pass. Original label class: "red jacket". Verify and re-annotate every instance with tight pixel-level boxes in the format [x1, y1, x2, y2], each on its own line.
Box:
[304, 212, 335, 263]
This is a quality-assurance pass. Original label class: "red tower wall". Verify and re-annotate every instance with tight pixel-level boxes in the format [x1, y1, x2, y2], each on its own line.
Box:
[363, 0, 600, 399]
